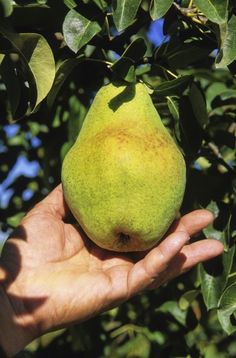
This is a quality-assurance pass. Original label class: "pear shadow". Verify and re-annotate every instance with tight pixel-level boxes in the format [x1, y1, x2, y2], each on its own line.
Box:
[108, 85, 136, 112]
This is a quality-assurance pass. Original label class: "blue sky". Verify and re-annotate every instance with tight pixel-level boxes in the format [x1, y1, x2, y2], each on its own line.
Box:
[0, 152, 40, 243]
[0, 154, 40, 208]
[147, 19, 169, 47]
[1, 124, 40, 203]
[0, 124, 40, 243]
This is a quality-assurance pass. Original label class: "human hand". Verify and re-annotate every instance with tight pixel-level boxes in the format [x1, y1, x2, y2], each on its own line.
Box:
[0, 185, 224, 356]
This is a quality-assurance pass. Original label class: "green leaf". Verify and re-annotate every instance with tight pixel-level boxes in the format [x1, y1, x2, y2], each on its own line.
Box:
[179, 290, 200, 310]
[63, 0, 77, 9]
[150, 0, 173, 20]
[178, 95, 204, 155]
[156, 301, 187, 326]
[152, 75, 193, 97]
[203, 202, 232, 250]
[20, 33, 55, 109]
[63, 9, 101, 53]
[111, 38, 146, 83]
[92, 0, 108, 11]
[200, 202, 235, 310]
[67, 95, 87, 142]
[216, 15, 236, 68]
[200, 252, 233, 311]
[167, 96, 179, 121]
[204, 201, 219, 221]
[216, 89, 236, 101]
[0, 25, 55, 116]
[121, 37, 147, 62]
[112, 57, 136, 83]
[112, 0, 142, 32]
[0, 0, 13, 18]
[112, 333, 151, 358]
[218, 283, 236, 334]
[223, 216, 232, 249]
[47, 56, 84, 109]
[7, 212, 25, 228]
[34, 329, 66, 350]
[194, 0, 229, 24]
[166, 41, 215, 69]
[0, 55, 21, 117]
[188, 83, 209, 127]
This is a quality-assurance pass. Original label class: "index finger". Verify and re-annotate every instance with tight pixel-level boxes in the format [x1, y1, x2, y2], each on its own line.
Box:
[31, 184, 69, 220]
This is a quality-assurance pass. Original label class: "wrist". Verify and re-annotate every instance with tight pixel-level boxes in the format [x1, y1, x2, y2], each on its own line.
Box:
[0, 266, 36, 357]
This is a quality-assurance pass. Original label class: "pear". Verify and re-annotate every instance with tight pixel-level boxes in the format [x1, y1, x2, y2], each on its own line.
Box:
[61, 83, 186, 252]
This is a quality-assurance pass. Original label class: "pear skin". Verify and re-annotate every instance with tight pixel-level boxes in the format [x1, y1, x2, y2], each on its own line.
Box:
[62, 83, 186, 252]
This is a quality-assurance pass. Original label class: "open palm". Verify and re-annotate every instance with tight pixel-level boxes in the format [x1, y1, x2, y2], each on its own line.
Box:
[0, 185, 223, 346]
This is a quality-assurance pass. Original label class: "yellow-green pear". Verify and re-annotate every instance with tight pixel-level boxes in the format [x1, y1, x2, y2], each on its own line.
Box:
[61, 82, 186, 252]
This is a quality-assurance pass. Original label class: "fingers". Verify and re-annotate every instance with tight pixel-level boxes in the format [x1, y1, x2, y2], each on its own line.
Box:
[172, 238, 224, 273]
[142, 232, 190, 277]
[148, 239, 224, 290]
[127, 231, 190, 296]
[171, 209, 214, 236]
[30, 184, 69, 220]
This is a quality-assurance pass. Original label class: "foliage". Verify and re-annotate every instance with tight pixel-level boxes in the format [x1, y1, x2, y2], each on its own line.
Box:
[0, 0, 236, 356]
